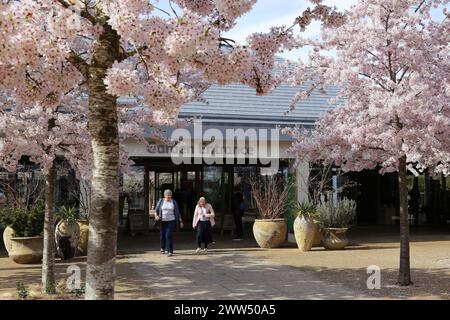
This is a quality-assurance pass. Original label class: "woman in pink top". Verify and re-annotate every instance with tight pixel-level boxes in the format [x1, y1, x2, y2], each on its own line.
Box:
[192, 197, 215, 253]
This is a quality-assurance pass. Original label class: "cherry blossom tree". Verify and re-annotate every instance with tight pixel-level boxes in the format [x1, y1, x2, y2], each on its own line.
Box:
[0, 0, 308, 299]
[0, 96, 169, 296]
[286, 0, 450, 286]
[0, 102, 91, 294]
[0, 0, 351, 298]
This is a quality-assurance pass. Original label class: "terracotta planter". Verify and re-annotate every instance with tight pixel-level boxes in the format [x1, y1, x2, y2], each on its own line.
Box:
[2, 226, 15, 254]
[253, 219, 287, 248]
[293, 216, 318, 251]
[55, 220, 80, 260]
[77, 220, 89, 256]
[322, 228, 348, 250]
[9, 236, 43, 264]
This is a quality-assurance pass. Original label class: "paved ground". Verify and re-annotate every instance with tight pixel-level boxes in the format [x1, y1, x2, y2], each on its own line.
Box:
[1, 226, 449, 300]
[254, 227, 450, 300]
[119, 250, 366, 300]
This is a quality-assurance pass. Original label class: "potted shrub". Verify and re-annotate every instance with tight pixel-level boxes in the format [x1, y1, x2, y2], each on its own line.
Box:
[317, 198, 356, 250]
[251, 175, 290, 248]
[0, 201, 45, 264]
[55, 206, 80, 260]
[293, 202, 321, 251]
[0, 208, 14, 254]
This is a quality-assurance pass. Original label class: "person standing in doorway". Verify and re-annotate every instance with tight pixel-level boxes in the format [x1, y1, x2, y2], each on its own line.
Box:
[192, 197, 215, 253]
[231, 187, 244, 240]
[155, 189, 184, 256]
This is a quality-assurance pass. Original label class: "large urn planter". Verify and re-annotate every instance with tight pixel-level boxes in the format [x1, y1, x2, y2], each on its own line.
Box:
[2, 226, 15, 254]
[55, 220, 80, 260]
[322, 228, 349, 250]
[312, 222, 323, 247]
[76, 219, 89, 256]
[293, 216, 318, 251]
[253, 219, 287, 248]
[9, 236, 43, 264]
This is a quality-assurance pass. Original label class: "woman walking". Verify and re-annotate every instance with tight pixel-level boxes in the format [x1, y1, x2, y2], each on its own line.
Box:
[192, 197, 215, 253]
[155, 189, 184, 257]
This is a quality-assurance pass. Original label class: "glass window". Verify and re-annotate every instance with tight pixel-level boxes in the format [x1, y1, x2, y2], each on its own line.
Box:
[233, 166, 258, 211]
[156, 172, 174, 200]
[203, 167, 224, 214]
[123, 165, 145, 212]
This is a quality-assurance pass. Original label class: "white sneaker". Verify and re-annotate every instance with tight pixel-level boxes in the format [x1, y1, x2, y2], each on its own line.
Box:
[195, 247, 201, 253]
[202, 248, 208, 254]
[168, 252, 173, 257]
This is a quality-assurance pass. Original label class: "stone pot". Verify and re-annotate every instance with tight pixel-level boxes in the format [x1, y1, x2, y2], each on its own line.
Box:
[55, 220, 80, 260]
[253, 219, 287, 248]
[9, 236, 43, 264]
[322, 228, 349, 250]
[2, 226, 15, 254]
[77, 219, 89, 256]
[312, 221, 323, 247]
[293, 216, 318, 251]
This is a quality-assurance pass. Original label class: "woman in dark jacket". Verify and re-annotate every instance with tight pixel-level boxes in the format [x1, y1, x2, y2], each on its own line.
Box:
[155, 189, 184, 256]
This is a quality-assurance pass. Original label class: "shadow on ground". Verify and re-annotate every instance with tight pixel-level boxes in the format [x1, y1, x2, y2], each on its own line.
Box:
[1, 226, 450, 300]
[288, 265, 450, 300]
[114, 252, 364, 300]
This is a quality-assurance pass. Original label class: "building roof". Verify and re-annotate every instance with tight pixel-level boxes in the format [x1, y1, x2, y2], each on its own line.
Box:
[179, 82, 339, 125]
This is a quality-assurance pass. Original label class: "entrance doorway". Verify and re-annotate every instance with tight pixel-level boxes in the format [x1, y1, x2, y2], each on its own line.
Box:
[152, 170, 201, 225]
[121, 159, 289, 235]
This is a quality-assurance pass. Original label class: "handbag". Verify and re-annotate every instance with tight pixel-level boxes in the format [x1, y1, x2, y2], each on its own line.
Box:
[153, 199, 163, 228]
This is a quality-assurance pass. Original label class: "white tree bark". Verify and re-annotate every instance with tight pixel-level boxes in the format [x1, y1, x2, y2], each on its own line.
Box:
[42, 163, 56, 293]
[84, 25, 121, 300]
[398, 155, 411, 285]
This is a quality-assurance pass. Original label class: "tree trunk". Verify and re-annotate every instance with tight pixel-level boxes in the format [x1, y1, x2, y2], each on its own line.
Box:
[441, 174, 448, 222]
[398, 155, 411, 286]
[84, 25, 121, 300]
[42, 163, 56, 294]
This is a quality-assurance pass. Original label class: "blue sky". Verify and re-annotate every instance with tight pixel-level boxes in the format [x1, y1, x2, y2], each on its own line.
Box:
[155, 0, 447, 61]
[154, 0, 358, 61]
[223, 0, 357, 61]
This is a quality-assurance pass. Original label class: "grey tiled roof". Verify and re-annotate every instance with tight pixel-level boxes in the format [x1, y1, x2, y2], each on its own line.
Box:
[179, 82, 339, 124]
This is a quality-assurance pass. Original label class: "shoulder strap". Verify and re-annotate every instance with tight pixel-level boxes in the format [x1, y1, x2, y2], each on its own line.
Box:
[156, 199, 163, 213]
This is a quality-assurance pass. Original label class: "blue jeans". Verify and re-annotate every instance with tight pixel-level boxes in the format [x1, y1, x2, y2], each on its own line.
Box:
[160, 220, 176, 253]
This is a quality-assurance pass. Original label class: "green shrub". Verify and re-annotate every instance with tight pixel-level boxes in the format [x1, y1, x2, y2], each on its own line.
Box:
[0, 207, 13, 229]
[296, 201, 319, 220]
[0, 201, 45, 237]
[16, 281, 28, 299]
[56, 206, 79, 224]
[284, 173, 298, 232]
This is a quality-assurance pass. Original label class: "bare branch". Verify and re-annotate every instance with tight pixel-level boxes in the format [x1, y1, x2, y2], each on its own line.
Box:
[169, 0, 179, 18]
[120, 45, 148, 61]
[366, 50, 390, 70]
[55, 0, 97, 25]
[251, 175, 291, 219]
[397, 66, 410, 85]
[358, 73, 391, 91]
[68, 50, 90, 78]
